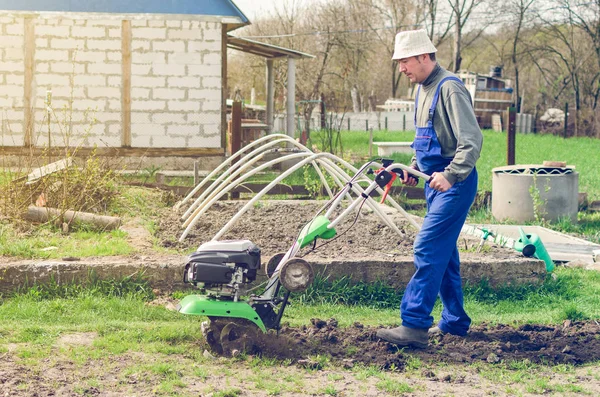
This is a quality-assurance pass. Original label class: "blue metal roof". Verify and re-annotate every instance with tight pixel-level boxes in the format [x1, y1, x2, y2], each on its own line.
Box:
[0, 0, 249, 23]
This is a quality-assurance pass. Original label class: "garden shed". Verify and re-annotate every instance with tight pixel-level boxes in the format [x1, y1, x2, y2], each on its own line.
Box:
[0, 0, 312, 169]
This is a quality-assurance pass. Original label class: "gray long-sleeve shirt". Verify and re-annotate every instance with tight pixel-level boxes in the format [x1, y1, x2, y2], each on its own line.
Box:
[411, 64, 483, 184]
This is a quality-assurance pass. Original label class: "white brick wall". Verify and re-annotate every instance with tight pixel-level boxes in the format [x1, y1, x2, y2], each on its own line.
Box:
[0, 16, 24, 146]
[131, 19, 222, 148]
[1, 14, 223, 150]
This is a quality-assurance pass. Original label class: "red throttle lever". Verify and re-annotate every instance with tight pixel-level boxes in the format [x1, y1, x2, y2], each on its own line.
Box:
[374, 168, 397, 204]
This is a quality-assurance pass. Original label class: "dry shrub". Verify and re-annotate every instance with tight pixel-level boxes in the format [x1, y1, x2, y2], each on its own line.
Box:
[0, 149, 122, 225]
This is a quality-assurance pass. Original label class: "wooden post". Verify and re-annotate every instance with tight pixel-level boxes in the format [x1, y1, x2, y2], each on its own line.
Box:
[23, 17, 34, 147]
[563, 102, 569, 139]
[506, 107, 516, 165]
[231, 101, 242, 199]
[121, 20, 132, 147]
[403, 114, 406, 131]
[385, 117, 388, 131]
[369, 128, 373, 158]
[193, 161, 199, 186]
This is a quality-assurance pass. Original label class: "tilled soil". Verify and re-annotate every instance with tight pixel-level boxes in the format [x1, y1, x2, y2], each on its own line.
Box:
[156, 200, 512, 261]
[258, 318, 600, 369]
[152, 200, 600, 369]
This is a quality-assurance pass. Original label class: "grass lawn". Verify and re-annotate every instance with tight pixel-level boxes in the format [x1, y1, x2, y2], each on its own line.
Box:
[314, 129, 600, 200]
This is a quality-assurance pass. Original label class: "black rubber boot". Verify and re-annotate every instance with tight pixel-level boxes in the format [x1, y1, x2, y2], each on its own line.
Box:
[376, 325, 428, 348]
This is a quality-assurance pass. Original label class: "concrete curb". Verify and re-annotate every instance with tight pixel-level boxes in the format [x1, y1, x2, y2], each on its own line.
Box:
[0, 253, 546, 294]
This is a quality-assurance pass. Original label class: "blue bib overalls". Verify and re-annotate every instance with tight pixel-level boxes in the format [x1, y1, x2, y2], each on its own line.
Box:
[401, 77, 478, 336]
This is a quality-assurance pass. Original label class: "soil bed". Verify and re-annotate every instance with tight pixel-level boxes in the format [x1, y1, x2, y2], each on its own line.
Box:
[157, 200, 513, 261]
[255, 318, 600, 369]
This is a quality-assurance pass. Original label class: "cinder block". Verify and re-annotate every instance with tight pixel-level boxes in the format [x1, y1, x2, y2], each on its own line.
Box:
[107, 76, 122, 87]
[74, 51, 107, 62]
[132, 64, 152, 75]
[35, 38, 49, 47]
[152, 135, 187, 148]
[131, 40, 151, 51]
[34, 25, 70, 37]
[46, 86, 85, 98]
[4, 48, 25, 61]
[152, 63, 185, 76]
[107, 51, 121, 62]
[131, 100, 166, 111]
[51, 38, 85, 49]
[132, 75, 166, 88]
[188, 40, 214, 53]
[167, 29, 201, 40]
[35, 49, 70, 61]
[168, 52, 201, 64]
[167, 125, 200, 136]
[167, 76, 200, 87]
[87, 20, 121, 27]
[133, 52, 166, 64]
[201, 100, 221, 112]
[88, 62, 121, 75]
[152, 88, 186, 100]
[1, 84, 24, 97]
[87, 39, 121, 51]
[107, 99, 121, 111]
[108, 28, 121, 38]
[0, 61, 22, 74]
[166, 21, 182, 28]
[131, 20, 148, 28]
[134, 27, 166, 40]
[187, 64, 219, 77]
[5, 23, 24, 35]
[71, 98, 107, 111]
[167, 100, 200, 112]
[152, 40, 185, 52]
[130, 112, 152, 123]
[94, 111, 121, 123]
[50, 62, 85, 74]
[151, 113, 186, 124]
[74, 75, 107, 87]
[202, 53, 221, 66]
[190, 112, 220, 125]
[87, 87, 121, 99]
[189, 89, 221, 101]
[71, 26, 106, 38]
[203, 23, 222, 41]
[131, 88, 151, 99]
[131, 123, 166, 137]
[0, 97, 14, 107]
[35, 73, 70, 86]
[189, 134, 221, 148]
[148, 20, 166, 28]
[201, 76, 221, 89]
[131, 135, 152, 147]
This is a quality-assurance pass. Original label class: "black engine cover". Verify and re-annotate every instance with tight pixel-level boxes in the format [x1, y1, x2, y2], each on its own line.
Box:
[183, 240, 261, 285]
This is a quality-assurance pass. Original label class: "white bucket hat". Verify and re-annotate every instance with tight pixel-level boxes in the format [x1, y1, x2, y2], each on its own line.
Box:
[392, 29, 437, 60]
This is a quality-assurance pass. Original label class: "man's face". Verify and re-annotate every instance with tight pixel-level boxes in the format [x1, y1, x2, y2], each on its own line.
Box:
[397, 55, 428, 83]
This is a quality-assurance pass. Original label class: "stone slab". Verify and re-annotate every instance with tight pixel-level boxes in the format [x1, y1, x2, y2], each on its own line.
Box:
[0, 253, 546, 294]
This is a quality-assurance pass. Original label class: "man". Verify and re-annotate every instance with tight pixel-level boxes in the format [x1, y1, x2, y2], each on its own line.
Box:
[376, 29, 483, 348]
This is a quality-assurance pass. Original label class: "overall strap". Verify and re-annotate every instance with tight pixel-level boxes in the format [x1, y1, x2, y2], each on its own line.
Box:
[414, 85, 422, 126]
[428, 76, 464, 122]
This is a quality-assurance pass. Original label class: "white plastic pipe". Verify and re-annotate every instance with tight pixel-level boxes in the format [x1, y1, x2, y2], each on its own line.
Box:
[180, 152, 336, 242]
[175, 133, 292, 210]
[208, 153, 343, 242]
[181, 136, 335, 222]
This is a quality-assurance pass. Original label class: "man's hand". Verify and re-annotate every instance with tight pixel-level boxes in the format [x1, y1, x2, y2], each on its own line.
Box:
[401, 168, 418, 187]
[429, 172, 452, 192]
